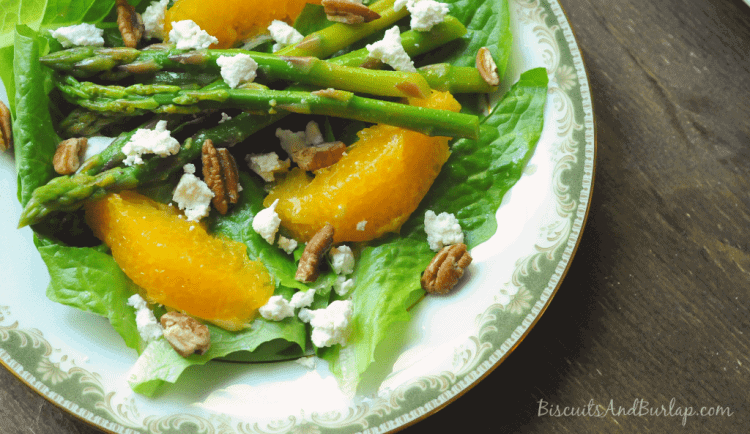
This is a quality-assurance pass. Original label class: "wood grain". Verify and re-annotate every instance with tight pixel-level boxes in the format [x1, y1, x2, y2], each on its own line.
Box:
[2, 0, 749, 433]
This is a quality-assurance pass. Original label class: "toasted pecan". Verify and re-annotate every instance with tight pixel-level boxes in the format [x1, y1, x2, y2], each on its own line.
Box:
[296, 224, 335, 283]
[116, 0, 145, 48]
[293, 141, 347, 171]
[322, 0, 381, 24]
[53, 138, 87, 175]
[0, 100, 11, 152]
[421, 243, 472, 294]
[160, 312, 211, 357]
[202, 139, 240, 215]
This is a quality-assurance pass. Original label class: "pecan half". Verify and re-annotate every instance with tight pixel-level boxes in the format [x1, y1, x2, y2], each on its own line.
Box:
[0, 100, 11, 152]
[116, 0, 144, 48]
[293, 141, 346, 171]
[53, 138, 88, 175]
[322, 0, 381, 24]
[296, 224, 335, 283]
[160, 312, 211, 357]
[202, 139, 240, 215]
[421, 243, 473, 294]
[476, 47, 500, 87]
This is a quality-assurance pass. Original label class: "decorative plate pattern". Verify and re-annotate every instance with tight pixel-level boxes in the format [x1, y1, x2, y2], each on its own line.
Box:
[0, 0, 595, 432]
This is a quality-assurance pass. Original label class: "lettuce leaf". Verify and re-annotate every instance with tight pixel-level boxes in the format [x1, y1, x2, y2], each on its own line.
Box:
[321, 68, 549, 393]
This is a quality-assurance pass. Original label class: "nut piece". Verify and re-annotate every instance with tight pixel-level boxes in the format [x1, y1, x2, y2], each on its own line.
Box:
[53, 138, 88, 175]
[202, 139, 240, 215]
[293, 141, 346, 171]
[0, 100, 11, 152]
[476, 47, 500, 87]
[421, 243, 473, 294]
[116, 0, 145, 48]
[322, 0, 381, 24]
[296, 223, 335, 283]
[160, 312, 211, 357]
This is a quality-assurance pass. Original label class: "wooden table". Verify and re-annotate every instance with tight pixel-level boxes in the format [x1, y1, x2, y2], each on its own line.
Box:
[2, 0, 748, 432]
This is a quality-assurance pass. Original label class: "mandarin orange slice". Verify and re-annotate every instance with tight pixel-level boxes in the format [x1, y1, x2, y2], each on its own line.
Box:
[85, 191, 274, 330]
[264, 90, 461, 243]
[164, 0, 319, 48]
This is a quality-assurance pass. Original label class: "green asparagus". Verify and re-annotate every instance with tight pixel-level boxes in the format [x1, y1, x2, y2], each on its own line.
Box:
[42, 48, 433, 99]
[56, 76, 479, 139]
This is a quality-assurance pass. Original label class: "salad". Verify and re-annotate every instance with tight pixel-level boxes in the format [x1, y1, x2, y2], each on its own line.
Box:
[0, 0, 548, 398]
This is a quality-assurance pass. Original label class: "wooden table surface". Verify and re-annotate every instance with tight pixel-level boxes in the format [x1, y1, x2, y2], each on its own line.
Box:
[2, 0, 749, 432]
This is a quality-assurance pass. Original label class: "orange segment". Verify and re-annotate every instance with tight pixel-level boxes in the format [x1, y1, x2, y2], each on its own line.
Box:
[85, 191, 274, 330]
[164, 0, 319, 48]
[264, 91, 460, 243]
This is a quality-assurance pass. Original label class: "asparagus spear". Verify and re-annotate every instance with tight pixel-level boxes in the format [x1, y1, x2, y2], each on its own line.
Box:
[43, 48, 433, 99]
[277, 0, 408, 58]
[56, 76, 479, 139]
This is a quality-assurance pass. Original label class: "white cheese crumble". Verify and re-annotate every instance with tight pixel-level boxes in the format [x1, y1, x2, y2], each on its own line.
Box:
[305, 121, 325, 146]
[268, 20, 304, 52]
[49, 23, 104, 48]
[298, 300, 354, 347]
[394, 0, 449, 32]
[245, 152, 290, 182]
[216, 54, 259, 88]
[290, 289, 315, 309]
[169, 20, 219, 50]
[276, 128, 307, 155]
[252, 199, 282, 244]
[172, 164, 214, 222]
[356, 220, 367, 231]
[127, 294, 163, 342]
[366, 26, 416, 72]
[278, 236, 298, 254]
[259, 295, 294, 321]
[143, 0, 169, 40]
[122, 120, 181, 166]
[424, 210, 464, 251]
[330, 245, 355, 275]
[333, 276, 355, 296]
[219, 112, 232, 123]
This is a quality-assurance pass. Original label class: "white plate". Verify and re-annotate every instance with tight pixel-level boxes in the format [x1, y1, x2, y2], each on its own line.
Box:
[0, 0, 595, 432]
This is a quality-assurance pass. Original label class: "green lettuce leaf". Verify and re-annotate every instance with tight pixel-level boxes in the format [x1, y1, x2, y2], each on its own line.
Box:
[321, 68, 549, 393]
[128, 286, 308, 397]
[12, 25, 60, 206]
[36, 235, 144, 352]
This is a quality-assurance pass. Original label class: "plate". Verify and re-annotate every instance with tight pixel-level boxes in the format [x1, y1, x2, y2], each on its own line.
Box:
[0, 0, 594, 432]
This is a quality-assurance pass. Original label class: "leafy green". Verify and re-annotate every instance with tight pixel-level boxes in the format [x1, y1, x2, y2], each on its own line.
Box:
[320, 68, 548, 392]
[128, 287, 308, 397]
[36, 235, 144, 352]
[12, 25, 60, 206]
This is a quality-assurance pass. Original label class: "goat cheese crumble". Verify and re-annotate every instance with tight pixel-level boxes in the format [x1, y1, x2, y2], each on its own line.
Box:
[122, 120, 180, 166]
[127, 294, 163, 342]
[169, 20, 219, 50]
[252, 199, 282, 244]
[268, 20, 304, 52]
[278, 236, 298, 254]
[424, 210, 464, 251]
[394, 0, 449, 32]
[49, 23, 104, 48]
[333, 276, 355, 296]
[172, 164, 214, 222]
[259, 295, 294, 321]
[356, 220, 367, 231]
[366, 26, 416, 72]
[298, 300, 354, 347]
[143, 0, 169, 40]
[330, 246, 355, 275]
[290, 289, 316, 309]
[246, 152, 290, 182]
[216, 54, 259, 88]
